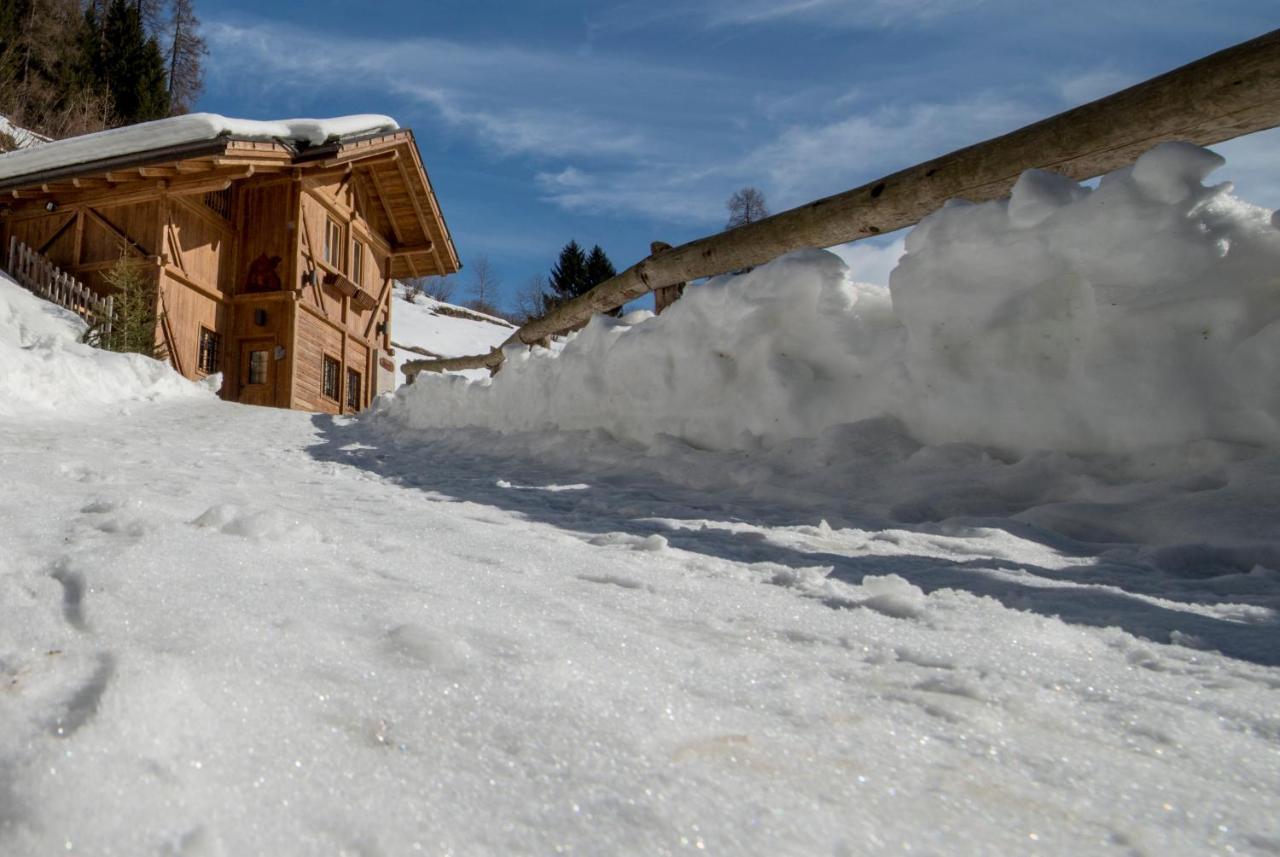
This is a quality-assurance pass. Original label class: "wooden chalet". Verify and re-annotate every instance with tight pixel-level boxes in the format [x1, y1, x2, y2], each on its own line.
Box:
[0, 114, 459, 412]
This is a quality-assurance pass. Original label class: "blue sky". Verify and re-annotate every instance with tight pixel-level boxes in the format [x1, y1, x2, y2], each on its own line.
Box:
[195, 1, 1279, 310]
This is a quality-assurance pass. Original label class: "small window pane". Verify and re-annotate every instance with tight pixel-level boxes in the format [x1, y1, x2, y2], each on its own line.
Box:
[351, 239, 364, 284]
[346, 368, 361, 410]
[248, 350, 268, 385]
[324, 218, 343, 268]
[323, 355, 340, 399]
[198, 328, 221, 374]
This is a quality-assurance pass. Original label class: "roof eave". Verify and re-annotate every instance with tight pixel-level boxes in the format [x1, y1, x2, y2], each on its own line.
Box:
[0, 137, 233, 192]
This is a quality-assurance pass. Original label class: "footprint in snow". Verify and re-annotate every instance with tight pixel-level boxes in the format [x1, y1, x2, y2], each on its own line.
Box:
[578, 573, 655, 592]
[587, 533, 669, 552]
[49, 652, 115, 738]
[49, 559, 88, 631]
[385, 624, 472, 671]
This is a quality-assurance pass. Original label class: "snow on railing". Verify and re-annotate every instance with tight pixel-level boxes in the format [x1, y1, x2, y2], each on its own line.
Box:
[6, 237, 113, 335]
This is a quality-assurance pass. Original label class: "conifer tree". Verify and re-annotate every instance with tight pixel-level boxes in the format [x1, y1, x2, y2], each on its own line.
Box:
[584, 245, 616, 290]
[99, 0, 170, 124]
[86, 254, 163, 357]
[547, 240, 589, 307]
[584, 244, 620, 316]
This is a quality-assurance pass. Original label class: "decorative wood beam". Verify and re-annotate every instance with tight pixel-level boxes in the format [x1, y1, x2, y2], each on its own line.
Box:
[84, 206, 154, 258]
[389, 242, 434, 256]
[395, 156, 438, 274]
[363, 166, 405, 247]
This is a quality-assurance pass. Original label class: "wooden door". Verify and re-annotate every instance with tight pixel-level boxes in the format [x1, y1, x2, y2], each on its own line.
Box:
[238, 340, 276, 406]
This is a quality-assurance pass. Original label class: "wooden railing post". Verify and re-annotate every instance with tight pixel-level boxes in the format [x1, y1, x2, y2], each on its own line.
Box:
[3, 238, 115, 339]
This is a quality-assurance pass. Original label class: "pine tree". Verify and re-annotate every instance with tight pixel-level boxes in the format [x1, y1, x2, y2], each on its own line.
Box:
[584, 244, 621, 317]
[547, 240, 589, 307]
[164, 0, 205, 115]
[85, 255, 163, 357]
[584, 245, 616, 289]
[98, 0, 169, 124]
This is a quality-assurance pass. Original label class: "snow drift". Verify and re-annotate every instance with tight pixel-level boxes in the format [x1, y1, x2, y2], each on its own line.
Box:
[381, 143, 1280, 456]
[0, 274, 204, 414]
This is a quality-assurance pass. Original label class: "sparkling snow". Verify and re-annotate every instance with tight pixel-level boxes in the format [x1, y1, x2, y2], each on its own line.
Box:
[1, 142, 1278, 855]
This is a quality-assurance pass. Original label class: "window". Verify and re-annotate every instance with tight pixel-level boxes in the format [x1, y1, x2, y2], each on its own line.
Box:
[351, 238, 365, 285]
[346, 368, 362, 410]
[247, 350, 268, 385]
[322, 355, 340, 400]
[323, 217, 343, 269]
[203, 187, 232, 220]
[198, 327, 221, 374]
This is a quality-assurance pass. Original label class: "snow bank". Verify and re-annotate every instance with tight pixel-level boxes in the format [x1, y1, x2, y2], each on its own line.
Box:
[0, 113, 398, 181]
[381, 143, 1280, 456]
[0, 275, 204, 414]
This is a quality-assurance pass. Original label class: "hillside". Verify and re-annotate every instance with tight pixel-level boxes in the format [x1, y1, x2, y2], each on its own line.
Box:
[0, 114, 48, 152]
[389, 289, 516, 383]
[1, 143, 1279, 855]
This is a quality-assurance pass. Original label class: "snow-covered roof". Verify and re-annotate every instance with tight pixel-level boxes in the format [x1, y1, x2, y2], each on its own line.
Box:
[0, 112, 399, 183]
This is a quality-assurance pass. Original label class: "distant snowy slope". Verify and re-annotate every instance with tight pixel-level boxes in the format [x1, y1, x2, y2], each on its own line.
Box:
[0, 114, 49, 152]
[390, 289, 515, 384]
[0, 274, 204, 413]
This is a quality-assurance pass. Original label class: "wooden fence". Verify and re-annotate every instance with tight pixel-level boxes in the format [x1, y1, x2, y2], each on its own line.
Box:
[6, 237, 113, 335]
[403, 26, 1280, 380]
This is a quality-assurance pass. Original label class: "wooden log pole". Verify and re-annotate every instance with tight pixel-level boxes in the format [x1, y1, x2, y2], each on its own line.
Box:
[404, 28, 1280, 379]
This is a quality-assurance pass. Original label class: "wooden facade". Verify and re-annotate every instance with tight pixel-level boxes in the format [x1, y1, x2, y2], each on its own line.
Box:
[0, 129, 459, 413]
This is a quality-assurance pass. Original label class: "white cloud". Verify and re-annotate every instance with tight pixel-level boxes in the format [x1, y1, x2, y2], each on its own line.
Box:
[743, 96, 1036, 207]
[203, 20, 711, 161]
[830, 234, 907, 286]
[1054, 69, 1140, 106]
[703, 0, 977, 28]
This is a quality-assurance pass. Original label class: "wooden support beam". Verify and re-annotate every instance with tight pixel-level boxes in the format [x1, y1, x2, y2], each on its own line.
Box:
[395, 156, 438, 273]
[364, 166, 405, 247]
[389, 242, 433, 256]
[404, 27, 1280, 378]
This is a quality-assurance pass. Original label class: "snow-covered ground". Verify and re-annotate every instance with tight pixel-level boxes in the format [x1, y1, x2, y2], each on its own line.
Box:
[2, 143, 1278, 855]
[391, 289, 515, 383]
[0, 115, 49, 152]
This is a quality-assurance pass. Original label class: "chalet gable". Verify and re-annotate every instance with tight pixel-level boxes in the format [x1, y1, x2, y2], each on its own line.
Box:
[0, 113, 458, 279]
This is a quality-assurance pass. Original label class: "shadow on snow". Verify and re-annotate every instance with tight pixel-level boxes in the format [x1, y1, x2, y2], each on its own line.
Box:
[308, 414, 1280, 668]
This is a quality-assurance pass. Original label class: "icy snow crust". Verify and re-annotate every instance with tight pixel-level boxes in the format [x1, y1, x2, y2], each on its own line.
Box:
[384, 142, 1280, 456]
[0, 113, 399, 182]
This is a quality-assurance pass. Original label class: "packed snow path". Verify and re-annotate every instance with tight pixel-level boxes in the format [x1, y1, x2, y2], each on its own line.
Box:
[2, 399, 1277, 855]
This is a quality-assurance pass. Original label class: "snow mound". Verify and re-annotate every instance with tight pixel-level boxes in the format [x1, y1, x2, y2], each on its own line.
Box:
[0, 113, 398, 182]
[381, 143, 1280, 456]
[0, 274, 205, 414]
